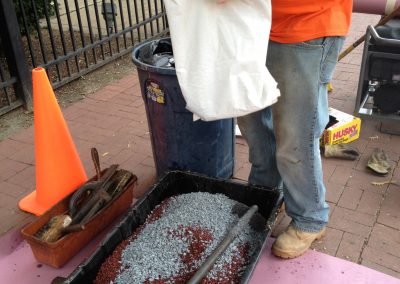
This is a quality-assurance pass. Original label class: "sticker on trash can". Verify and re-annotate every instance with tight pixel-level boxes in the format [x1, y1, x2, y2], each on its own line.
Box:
[146, 80, 165, 104]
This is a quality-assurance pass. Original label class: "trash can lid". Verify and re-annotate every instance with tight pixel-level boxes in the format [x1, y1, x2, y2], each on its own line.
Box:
[132, 38, 176, 76]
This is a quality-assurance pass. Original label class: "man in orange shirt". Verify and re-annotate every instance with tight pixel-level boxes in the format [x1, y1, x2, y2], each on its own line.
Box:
[237, 1, 353, 258]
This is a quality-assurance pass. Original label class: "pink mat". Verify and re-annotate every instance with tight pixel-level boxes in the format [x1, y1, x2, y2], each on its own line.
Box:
[0, 222, 116, 284]
[1, 225, 399, 284]
[250, 239, 400, 284]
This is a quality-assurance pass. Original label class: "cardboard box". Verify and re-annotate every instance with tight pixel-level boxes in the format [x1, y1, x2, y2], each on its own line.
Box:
[322, 108, 361, 145]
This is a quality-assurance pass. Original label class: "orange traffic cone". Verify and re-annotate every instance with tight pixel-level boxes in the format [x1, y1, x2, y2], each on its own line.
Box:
[19, 67, 87, 216]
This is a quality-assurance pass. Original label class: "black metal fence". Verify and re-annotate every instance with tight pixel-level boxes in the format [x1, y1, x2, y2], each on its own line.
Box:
[0, 37, 25, 116]
[0, 0, 168, 116]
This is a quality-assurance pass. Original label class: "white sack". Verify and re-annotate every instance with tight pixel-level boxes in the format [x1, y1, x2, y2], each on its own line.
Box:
[164, 0, 280, 121]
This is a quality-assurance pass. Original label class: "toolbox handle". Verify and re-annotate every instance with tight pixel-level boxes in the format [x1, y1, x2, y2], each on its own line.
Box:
[368, 25, 400, 47]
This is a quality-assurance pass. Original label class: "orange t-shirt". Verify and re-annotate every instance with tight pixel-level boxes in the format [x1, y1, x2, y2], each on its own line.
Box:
[270, 0, 353, 43]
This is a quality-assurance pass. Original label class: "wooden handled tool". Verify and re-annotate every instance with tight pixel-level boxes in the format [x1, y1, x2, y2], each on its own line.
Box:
[69, 164, 118, 225]
[338, 5, 400, 61]
[36, 148, 131, 243]
[328, 6, 400, 92]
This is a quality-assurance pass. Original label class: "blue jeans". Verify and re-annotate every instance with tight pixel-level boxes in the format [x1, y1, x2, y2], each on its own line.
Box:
[238, 37, 345, 233]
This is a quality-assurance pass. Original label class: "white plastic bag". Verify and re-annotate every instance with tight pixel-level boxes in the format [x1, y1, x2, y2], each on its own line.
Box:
[164, 0, 280, 121]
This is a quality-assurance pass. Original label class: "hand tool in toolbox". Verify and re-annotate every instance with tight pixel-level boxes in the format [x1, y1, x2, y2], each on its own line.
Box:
[36, 147, 133, 242]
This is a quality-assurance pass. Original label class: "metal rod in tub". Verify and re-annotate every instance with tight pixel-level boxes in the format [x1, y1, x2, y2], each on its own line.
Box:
[187, 205, 259, 284]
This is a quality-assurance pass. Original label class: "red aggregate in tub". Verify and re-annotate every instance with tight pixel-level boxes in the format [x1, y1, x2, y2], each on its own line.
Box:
[95, 193, 263, 284]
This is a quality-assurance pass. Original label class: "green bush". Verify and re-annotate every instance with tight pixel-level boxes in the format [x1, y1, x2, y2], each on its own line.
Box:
[13, 0, 55, 34]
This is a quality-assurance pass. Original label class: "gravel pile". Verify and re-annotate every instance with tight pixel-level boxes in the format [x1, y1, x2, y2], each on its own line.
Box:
[99, 192, 265, 284]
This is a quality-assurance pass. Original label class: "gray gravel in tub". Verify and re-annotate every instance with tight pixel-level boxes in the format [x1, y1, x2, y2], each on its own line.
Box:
[112, 192, 265, 284]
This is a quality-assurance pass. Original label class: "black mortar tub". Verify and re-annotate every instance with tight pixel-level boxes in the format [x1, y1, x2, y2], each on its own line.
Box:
[60, 171, 283, 284]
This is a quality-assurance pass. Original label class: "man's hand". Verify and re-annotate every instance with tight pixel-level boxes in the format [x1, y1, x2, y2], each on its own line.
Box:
[217, 0, 227, 3]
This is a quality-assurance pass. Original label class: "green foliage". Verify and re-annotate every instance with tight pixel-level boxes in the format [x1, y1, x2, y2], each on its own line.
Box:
[13, 0, 56, 34]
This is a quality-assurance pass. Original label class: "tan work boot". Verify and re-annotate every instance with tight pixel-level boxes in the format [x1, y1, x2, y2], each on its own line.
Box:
[272, 224, 326, 259]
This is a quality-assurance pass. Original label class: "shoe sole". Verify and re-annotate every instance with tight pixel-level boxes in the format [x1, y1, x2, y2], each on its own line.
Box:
[272, 229, 327, 259]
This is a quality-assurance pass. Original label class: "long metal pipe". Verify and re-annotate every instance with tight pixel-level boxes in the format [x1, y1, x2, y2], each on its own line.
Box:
[187, 205, 259, 284]
[353, 0, 400, 15]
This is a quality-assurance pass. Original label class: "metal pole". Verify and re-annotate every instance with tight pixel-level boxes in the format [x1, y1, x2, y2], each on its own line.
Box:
[187, 205, 259, 284]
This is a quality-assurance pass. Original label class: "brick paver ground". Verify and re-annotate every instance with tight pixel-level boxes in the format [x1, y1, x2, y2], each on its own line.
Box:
[1, 13, 399, 279]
